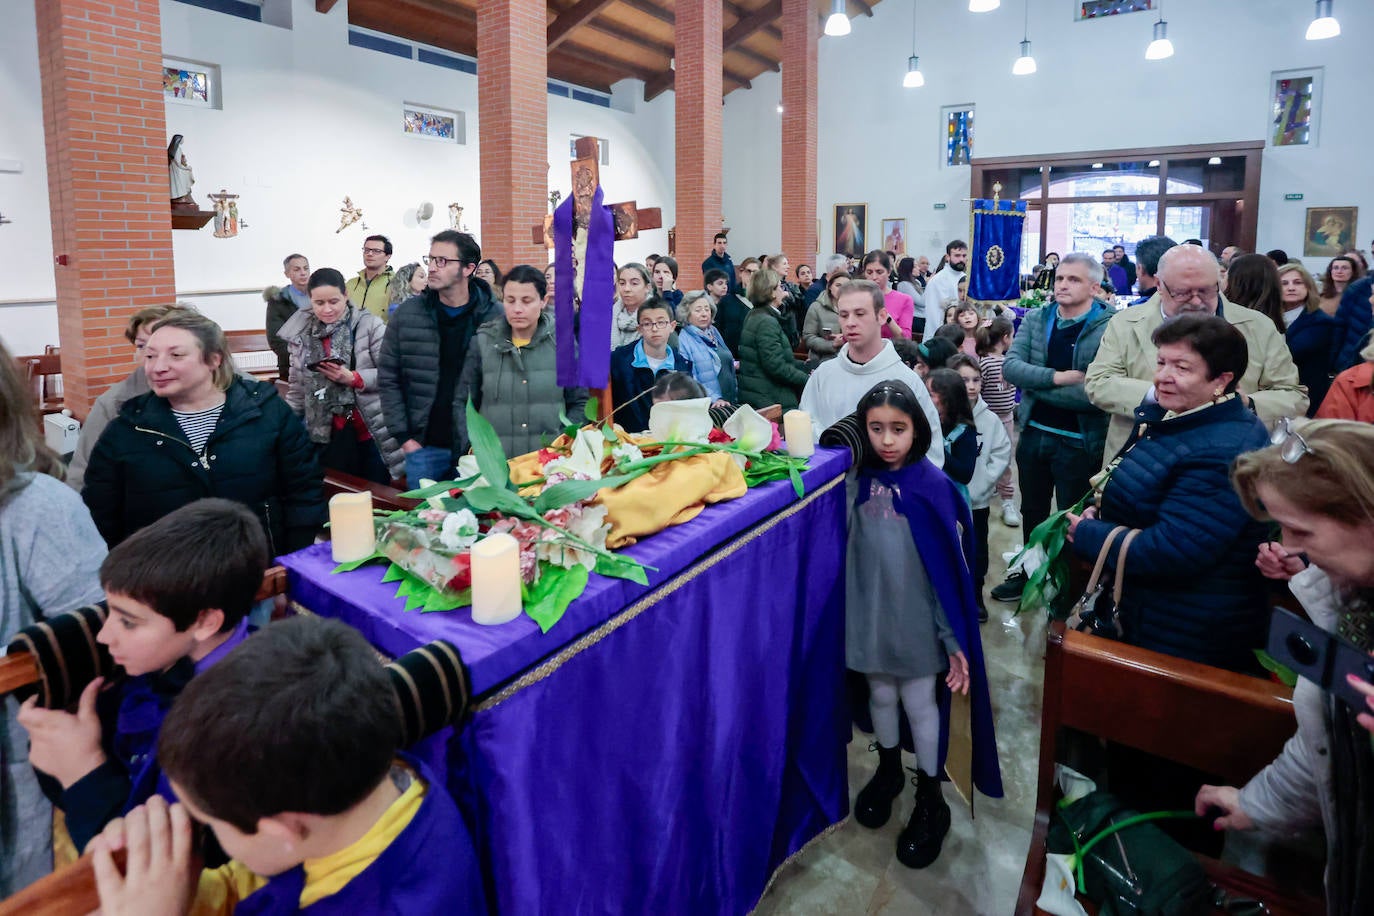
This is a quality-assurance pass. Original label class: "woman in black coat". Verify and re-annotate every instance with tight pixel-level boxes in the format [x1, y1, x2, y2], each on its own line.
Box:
[1065, 315, 1271, 674]
[83, 311, 325, 556]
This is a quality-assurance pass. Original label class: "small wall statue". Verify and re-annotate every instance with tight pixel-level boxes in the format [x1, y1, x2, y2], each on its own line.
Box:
[337, 196, 364, 234]
[168, 134, 196, 207]
[449, 202, 464, 230]
[208, 189, 240, 239]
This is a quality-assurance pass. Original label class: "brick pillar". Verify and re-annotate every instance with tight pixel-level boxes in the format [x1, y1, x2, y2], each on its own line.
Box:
[477, 0, 548, 273]
[36, 0, 175, 419]
[674, 0, 723, 291]
[780, 0, 818, 269]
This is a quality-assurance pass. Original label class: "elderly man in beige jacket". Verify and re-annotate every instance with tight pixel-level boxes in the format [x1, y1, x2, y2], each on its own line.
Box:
[1086, 244, 1307, 461]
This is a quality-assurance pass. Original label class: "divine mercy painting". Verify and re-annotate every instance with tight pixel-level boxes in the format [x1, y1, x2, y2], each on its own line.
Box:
[834, 204, 867, 258]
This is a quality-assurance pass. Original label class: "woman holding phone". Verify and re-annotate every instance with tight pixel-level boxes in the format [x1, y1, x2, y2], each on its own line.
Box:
[280, 267, 403, 484]
[1196, 419, 1374, 916]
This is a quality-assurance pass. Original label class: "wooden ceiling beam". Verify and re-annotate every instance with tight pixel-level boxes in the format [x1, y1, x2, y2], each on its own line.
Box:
[726, 1, 783, 40]
[729, 44, 779, 72]
[547, 0, 619, 51]
[723, 0, 782, 53]
[315, 0, 340, 13]
[851, 0, 874, 16]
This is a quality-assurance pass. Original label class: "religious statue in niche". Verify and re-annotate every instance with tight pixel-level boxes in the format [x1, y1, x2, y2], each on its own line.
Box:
[337, 197, 364, 234]
[168, 134, 197, 208]
[209, 189, 240, 239]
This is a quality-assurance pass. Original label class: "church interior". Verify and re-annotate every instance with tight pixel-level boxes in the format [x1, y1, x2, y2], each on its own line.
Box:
[2, 0, 1372, 914]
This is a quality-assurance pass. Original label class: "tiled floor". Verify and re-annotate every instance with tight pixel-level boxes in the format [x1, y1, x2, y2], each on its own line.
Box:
[755, 506, 1047, 916]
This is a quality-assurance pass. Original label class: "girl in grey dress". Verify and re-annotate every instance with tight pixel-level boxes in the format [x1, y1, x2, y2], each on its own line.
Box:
[846, 381, 972, 870]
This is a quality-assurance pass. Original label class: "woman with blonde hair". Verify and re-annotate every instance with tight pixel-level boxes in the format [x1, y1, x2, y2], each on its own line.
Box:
[0, 338, 107, 895]
[1277, 261, 1338, 415]
[1197, 419, 1374, 916]
[82, 310, 326, 553]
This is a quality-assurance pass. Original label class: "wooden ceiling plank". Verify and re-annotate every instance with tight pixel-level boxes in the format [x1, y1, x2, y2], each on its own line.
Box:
[728, 43, 779, 71]
[548, 0, 619, 51]
[727, 1, 783, 40]
[586, 18, 674, 57]
[850, 0, 874, 16]
[316, 0, 340, 13]
[723, 0, 782, 53]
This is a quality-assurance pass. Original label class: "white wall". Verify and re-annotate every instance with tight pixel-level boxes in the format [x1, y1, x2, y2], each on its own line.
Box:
[723, 0, 1374, 275]
[0, 0, 676, 353]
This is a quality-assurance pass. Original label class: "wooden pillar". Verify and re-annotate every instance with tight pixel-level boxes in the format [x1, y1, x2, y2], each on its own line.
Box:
[36, 0, 175, 418]
[674, 0, 723, 291]
[477, 0, 548, 273]
[780, 0, 818, 267]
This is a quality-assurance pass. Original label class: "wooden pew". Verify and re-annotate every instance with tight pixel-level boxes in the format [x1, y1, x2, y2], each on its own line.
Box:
[223, 329, 279, 381]
[1017, 622, 1324, 915]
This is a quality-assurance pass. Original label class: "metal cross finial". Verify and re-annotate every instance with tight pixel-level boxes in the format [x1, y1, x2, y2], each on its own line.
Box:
[992, 181, 1003, 205]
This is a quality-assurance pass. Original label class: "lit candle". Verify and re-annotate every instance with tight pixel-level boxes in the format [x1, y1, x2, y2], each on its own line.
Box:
[329, 492, 376, 563]
[471, 532, 523, 626]
[783, 410, 815, 458]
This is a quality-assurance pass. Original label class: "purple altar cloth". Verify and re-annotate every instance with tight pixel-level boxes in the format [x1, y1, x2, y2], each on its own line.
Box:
[280, 448, 852, 914]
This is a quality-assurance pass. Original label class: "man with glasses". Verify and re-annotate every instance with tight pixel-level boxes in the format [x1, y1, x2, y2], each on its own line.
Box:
[1087, 243, 1307, 461]
[608, 300, 694, 433]
[348, 235, 395, 322]
[379, 230, 497, 485]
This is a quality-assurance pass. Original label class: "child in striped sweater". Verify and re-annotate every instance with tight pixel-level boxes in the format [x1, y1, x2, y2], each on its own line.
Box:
[976, 318, 1020, 527]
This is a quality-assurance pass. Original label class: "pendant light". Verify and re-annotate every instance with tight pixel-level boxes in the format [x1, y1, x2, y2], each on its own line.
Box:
[969, 0, 1000, 11]
[824, 0, 851, 37]
[1144, 1, 1174, 60]
[1306, 0, 1340, 40]
[1012, 0, 1036, 75]
[903, 1, 924, 88]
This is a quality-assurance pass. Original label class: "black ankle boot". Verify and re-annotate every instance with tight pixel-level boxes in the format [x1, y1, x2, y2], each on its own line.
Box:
[896, 768, 951, 868]
[853, 743, 905, 829]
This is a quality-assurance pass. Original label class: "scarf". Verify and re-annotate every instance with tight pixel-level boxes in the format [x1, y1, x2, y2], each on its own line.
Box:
[300, 306, 359, 444]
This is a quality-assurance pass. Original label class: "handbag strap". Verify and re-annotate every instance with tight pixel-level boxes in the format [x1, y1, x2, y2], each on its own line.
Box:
[1111, 529, 1142, 606]
[1083, 525, 1129, 598]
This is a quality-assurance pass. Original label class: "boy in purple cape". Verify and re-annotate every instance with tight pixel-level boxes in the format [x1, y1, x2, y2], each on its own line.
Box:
[88, 616, 485, 915]
[19, 498, 264, 852]
[825, 381, 1002, 869]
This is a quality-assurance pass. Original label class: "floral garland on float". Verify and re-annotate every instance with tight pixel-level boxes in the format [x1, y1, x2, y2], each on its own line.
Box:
[332, 399, 811, 632]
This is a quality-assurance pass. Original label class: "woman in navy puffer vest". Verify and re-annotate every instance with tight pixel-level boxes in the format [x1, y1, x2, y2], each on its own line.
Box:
[1067, 315, 1272, 673]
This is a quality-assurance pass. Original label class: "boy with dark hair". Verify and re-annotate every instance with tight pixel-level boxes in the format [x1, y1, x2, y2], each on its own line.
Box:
[609, 301, 695, 433]
[17, 498, 267, 851]
[89, 616, 484, 914]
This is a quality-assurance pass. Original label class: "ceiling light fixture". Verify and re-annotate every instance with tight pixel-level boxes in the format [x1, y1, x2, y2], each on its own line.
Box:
[1207, 156, 1222, 165]
[824, 0, 851, 37]
[1147, 160, 1160, 167]
[1012, 0, 1036, 75]
[1145, 1, 1174, 60]
[1306, 0, 1340, 40]
[903, 2, 924, 88]
[969, 0, 1000, 11]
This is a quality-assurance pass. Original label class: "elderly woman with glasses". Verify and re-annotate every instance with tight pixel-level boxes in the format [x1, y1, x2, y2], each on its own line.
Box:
[1067, 314, 1272, 672]
[1086, 243, 1308, 461]
[1195, 420, 1374, 916]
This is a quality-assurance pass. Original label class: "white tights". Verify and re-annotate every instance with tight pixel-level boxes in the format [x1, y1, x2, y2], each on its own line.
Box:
[867, 673, 941, 776]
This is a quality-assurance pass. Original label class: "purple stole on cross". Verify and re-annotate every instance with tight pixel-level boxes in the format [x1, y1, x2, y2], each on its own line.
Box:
[553, 186, 617, 389]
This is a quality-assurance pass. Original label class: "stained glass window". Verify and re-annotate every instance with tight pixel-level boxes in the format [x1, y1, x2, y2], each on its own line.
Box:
[1272, 76, 1314, 147]
[945, 107, 973, 168]
[163, 67, 209, 104]
[404, 107, 457, 141]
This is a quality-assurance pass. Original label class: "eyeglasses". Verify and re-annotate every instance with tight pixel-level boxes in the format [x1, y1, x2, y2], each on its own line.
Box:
[1271, 417, 1315, 464]
[1158, 279, 1219, 305]
[422, 255, 456, 268]
[639, 319, 672, 330]
[362, 247, 388, 255]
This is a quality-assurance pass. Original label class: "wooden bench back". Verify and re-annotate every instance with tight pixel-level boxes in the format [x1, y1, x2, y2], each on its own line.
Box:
[223, 329, 271, 353]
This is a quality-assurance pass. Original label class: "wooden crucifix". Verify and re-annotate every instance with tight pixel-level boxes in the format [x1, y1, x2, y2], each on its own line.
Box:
[532, 137, 662, 256]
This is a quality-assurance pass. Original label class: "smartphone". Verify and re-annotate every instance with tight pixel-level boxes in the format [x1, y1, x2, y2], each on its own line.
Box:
[307, 356, 345, 371]
[1267, 608, 1374, 711]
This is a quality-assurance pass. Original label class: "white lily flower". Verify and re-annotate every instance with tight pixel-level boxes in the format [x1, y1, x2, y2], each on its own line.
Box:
[649, 397, 713, 446]
[437, 508, 480, 551]
[611, 442, 644, 466]
[722, 403, 774, 452]
[544, 428, 605, 481]
[455, 454, 492, 488]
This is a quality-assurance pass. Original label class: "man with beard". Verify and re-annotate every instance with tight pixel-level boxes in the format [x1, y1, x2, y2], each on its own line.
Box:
[923, 240, 968, 336]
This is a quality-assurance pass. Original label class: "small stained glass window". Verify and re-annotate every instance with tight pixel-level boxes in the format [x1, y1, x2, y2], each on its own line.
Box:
[944, 106, 974, 168]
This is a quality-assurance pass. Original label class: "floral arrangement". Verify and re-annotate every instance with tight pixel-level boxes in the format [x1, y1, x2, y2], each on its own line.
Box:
[1017, 287, 1050, 309]
[335, 399, 810, 632]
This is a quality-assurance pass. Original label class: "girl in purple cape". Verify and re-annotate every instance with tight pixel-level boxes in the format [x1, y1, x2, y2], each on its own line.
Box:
[845, 379, 1003, 869]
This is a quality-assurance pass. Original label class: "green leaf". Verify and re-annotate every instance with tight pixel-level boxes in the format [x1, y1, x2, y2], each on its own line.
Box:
[332, 550, 383, 573]
[532, 470, 647, 514]
[595, 553, 650, 587]
[463, 485, 538, 518]
[584, 398, 601, 424]
[381, 563, 405, 583]
[399, 477, 471, 499]
[788, 465, 805, 498]
[466, 398, 511, 491]
[524, 563, 590, 633]
[1254, 649, 1299, 687]
[602, 422, 618, 443]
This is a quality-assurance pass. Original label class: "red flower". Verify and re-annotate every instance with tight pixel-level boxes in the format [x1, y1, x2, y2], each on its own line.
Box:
[708, 427, 734, 444]
[538, 448, 564, 464]
[448, 488, 464, 498]
[447, 553, 473, 592]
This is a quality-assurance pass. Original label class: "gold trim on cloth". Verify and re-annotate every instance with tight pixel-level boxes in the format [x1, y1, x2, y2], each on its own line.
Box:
[748, 816, 851, 914]
[474, 472, 846, 713]
[971, 208, 1027, 218]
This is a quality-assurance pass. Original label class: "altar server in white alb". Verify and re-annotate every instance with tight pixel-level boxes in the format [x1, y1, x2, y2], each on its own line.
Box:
[799, 280, 943, 467]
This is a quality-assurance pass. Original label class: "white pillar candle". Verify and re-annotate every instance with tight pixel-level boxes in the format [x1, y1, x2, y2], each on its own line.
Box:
[329, 492, 376, 563]
[471, 532, 523, 626]
[783, 410, 815, 458]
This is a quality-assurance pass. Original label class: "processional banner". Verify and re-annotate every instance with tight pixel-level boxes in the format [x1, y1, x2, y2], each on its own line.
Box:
[968, 198, 1028, 307]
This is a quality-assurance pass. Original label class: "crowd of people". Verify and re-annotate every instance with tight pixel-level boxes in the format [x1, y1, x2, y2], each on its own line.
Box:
[2, 220, 1373, 912]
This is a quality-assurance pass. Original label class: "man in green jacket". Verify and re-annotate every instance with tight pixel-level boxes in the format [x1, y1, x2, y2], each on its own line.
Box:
[1086, 244, 1308, 461]
[347, 235, 395, 323]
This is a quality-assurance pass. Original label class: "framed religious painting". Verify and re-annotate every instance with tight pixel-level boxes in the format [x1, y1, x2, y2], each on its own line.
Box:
[1269, 68, 1322, 148]
[1304, 206, 1357, 257]
[403, 104, 465, 143]
[881, 219, 907, 256]
[834, 204, 868, 258]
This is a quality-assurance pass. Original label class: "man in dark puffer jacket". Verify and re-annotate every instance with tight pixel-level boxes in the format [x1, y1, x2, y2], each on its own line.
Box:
[379, 230, 498, 486]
